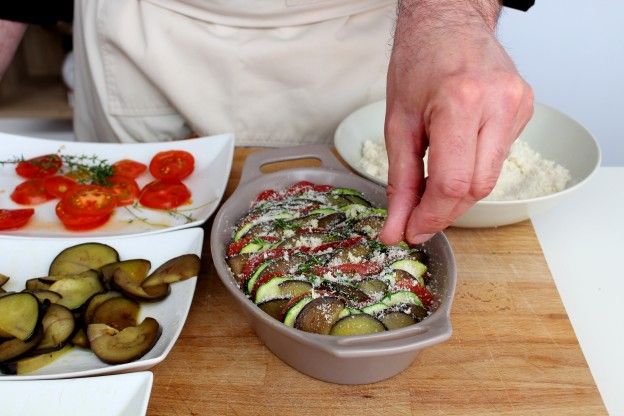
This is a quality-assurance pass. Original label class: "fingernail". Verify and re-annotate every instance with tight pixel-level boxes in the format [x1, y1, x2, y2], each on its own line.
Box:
[407, 233, 434, 245]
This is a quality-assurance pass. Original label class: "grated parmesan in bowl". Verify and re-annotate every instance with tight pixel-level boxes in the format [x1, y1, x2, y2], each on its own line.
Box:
[360, 139, 572, 201]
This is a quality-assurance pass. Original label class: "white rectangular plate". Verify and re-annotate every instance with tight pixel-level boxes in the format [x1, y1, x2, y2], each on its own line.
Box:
[0, 227, 203, 380]
[0, 372, 153, 416]
[0, 133, 234, 237]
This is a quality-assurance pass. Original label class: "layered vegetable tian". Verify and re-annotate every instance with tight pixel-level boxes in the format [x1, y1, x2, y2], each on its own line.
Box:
[226, 181, 437, 336]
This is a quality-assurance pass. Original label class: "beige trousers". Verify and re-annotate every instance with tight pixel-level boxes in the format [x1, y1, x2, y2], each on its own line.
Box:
[73, 0, 397, 145]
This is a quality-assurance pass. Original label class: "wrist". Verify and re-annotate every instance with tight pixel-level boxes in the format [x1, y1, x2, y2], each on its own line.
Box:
[397, 0, 501, 34]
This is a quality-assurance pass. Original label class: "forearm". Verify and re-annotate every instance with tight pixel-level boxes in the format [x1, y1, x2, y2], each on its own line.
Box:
[0, 19, 27, 80]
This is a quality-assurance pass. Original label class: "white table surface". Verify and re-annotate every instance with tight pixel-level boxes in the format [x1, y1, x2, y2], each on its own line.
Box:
[0, 118, 620, 414]
[531, 167, 623, 416]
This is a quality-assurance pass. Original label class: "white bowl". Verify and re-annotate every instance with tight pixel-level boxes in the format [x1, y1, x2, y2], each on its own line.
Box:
[0, 228, 203, 380]
[334, 100, 601, 228]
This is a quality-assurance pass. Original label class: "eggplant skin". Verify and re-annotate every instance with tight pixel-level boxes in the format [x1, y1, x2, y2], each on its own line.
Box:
[87, 318, 161, 365]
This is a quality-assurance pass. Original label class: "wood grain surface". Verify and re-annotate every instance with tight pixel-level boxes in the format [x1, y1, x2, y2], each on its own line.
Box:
[148, 147, 605, 415]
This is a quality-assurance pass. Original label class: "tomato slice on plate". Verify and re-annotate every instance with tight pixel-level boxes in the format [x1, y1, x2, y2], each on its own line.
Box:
[15, 154, 62, 179]
[43, 176, 77, 199]
[139, 180, 191, 210]
[11, 179, 55, 205]
[55, 200, 111, 231]
[62, 185, 117, 216]
[108, 175, 140, 206]
[149, 150, 194, 181]
[113, 159, 147, 179]
[0, 208, 35, 230]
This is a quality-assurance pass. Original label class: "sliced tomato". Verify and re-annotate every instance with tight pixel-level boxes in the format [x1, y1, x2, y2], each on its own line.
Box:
[312, 262, 382, 277]
[139, 180, 191, 210]
[255, 189, 280, 203]
[312, 184, 333, 192]
[108, 175, 140, 206]
[55, 200, 111, 231]
[227, 235, 279, 257]
[395, 279, 435, 308]
[15, 154, 62, 179]
[113, 159, 147, 179]
[285, 181, 314, 196]
[149, 150, 194, 181]
[62, 185, 117, 216]
[43, 176, 77, 199]
[10, 179, 55, 205]
[0, 208, 35, 230]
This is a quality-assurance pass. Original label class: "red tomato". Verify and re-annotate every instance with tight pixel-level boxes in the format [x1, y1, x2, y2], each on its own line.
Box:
[10, 179, 55, 205]
[62, 185, 117, 216]
[286, 181, 314, 196]
[312, 262, 382, 277]
[139, 180, 191, 210]
[113, 159, 147, 179]
[108, 176, 140, 206]
[43, 176, 77, 199]
[313, 184, 333, 192]
[149, 150, 194, 181]
[0, 208, 35, 230]
[55, 200, 111, 231]
[255, 189, 280, 203]
[395, 279, 434, 308]
[15, 154, 62, 179]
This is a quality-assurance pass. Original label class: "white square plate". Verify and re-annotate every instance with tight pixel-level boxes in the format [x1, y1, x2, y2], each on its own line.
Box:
[0, 372, 153, 416]
[0, 227, 203, 380]
[0, 133, 234, 237]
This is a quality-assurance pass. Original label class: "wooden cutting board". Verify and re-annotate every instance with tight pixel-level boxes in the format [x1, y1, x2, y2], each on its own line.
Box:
[147, 148, 605, 415]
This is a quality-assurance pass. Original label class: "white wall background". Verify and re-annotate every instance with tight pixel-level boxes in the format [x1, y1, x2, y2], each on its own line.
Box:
[497, 1, 624, 166]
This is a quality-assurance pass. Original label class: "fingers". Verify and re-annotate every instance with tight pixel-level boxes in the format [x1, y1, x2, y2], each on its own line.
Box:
[404, 105, 479, 244]
[379, 113, 425, 245]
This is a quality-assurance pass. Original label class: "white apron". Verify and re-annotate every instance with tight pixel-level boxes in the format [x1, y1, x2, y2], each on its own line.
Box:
[73, 0, 397, 145]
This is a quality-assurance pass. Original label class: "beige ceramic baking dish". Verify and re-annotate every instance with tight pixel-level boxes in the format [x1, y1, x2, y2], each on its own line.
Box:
[210, 145, 457, 384]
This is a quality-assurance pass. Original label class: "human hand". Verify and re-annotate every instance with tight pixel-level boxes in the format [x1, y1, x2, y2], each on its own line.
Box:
[380, 0, 534, 245]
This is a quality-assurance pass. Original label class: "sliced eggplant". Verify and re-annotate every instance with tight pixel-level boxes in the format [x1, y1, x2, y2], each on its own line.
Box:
[49, 243, 119, 276]
[382, 291, 423, 308]
[49, 275, 104, 310]
[329, 314, 386, 336]
[0, 329, 43, 364]
[142, 254, 200, 288]
[344, 194, 371, 207]
[91, 297, 140, 331]
[356, 279, 388, 298]
[38, 269, 100, 284]
[332, 243, 371, 263]
[379, 311, 417, 330]
[87, 317, 161, 364]
[84, 292, 122, 325]
[25, 278, 51, 291]
[258, 298, 290, 320]
[227, 253, 251, 280]
[353, 216, 385, 238]
[294, 296, 345, 335]
[33, 304, 75, 354]
[5, 345, 73, 375]
[100, 259, 151, 289]
[0, 292, 40, 341]
[71, 328, 89, 349]
[401, 303, 429, 321]
[23, 289, 62, 304]
[278, 280, 313, 298]
[317, 281, 370, 304]
[112, 269, 170, 302]
[316, 212, 346, 229]
[283, 295, 314, 327]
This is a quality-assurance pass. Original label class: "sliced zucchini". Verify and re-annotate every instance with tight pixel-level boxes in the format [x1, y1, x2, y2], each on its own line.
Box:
[258, 298, 290, 321]
[100, 259, 151, 289]
[23, 289, 62, 304]
[244, 261, 272, 294]
[340, 204, 370, 220]
[112, 269, 170, 302]
[294, 296, 345, 335]
[338, 307, 362, 319]
[316, 212, 347, 228]
[0, 329, 43, 364]
[49, 243, 119, 276]
[382, 291, 423, 308]
[87, 317, 161, 364]
[356, 279, 388, 298]
[91, 297, 140, 331]
[254, 276, 292, 304]
[49, 275, 104, 310]
[344, 194, 371, 207]
[0, 292, 40, 341]
[240, 239, 273, 255]
[34, 304, 75, 354]
[379, 311, 416, 330]
[390, 259, 427, 286]
[361, 302, 388, 315]
[325, 195, 351, 207]
[331, 187, 362, 196]
[142, 254, 200, 288]
[7, 345, 73, 375]
[308, 208, 339, 216]
[71, 328, 90, 349]
[283, 296, 313, 327]
[234, 211, 294, 241]
[25, 278, 51, 291]
[329, 314, 386, 336]
[84, 292, 122, 325]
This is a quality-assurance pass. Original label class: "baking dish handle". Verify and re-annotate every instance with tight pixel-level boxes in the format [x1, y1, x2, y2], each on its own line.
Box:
[240, 145, 347, 185]
[309, 314, 452, 359]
